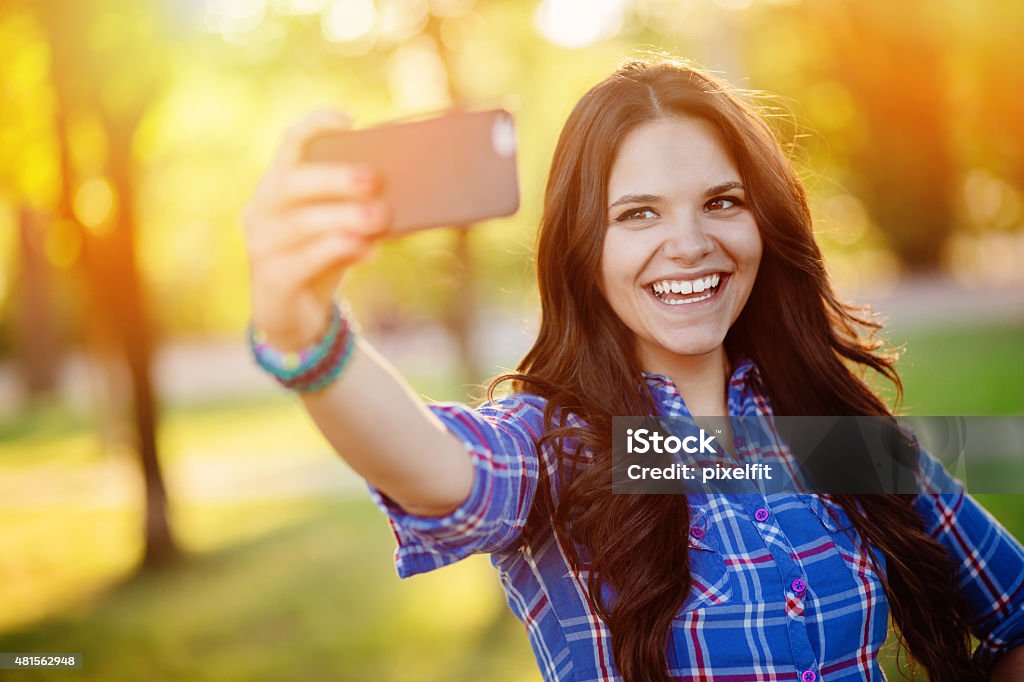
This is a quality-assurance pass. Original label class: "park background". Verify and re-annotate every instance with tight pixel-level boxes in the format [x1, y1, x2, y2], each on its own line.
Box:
[1, 0, 1022, 680]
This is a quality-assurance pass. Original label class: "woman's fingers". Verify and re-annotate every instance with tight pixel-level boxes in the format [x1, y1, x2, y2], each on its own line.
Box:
[248, 200, 390, 256]
[250, 230, 371, 349]
[271, 108, 352, 170]
[275, 164, 382, 209]
[259, 231, 376, 293]
[249, 110, 364, 213]
[243, 108, 388, 350]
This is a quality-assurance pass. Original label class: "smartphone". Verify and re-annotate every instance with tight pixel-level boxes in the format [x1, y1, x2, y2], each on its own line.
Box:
[303, 108, 520, 234]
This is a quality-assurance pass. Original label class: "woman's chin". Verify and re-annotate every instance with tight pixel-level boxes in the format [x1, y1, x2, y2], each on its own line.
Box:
[641, 332, 728, 363]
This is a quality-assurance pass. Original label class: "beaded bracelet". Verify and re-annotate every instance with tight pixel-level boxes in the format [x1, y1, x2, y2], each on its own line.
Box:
[248, 302, 357, 393]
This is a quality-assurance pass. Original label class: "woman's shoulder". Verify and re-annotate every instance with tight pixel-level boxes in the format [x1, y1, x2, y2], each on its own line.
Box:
[478, 392, 592, 432]
[426, 392, 550, 438]
[429, 391, 592, 447]
[482, 392, 549, 414]
[474, 392, 552, 437]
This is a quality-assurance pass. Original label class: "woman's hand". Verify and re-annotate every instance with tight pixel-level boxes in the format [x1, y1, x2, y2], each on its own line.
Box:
[242, 109, 390, 350]
[241, 110, 472, 517]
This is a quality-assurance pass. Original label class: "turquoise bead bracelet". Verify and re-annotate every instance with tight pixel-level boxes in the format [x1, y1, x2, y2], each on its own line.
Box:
[248, 302, 357, 392]
[249, 305, 342, 379]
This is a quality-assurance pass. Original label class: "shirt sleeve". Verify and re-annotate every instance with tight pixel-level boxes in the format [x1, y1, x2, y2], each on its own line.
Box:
[913, 447, 1024, 670]
[366, 395, 546, 578]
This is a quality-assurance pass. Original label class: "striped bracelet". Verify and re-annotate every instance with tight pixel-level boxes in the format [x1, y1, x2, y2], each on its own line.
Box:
[248, 302, 357, 393]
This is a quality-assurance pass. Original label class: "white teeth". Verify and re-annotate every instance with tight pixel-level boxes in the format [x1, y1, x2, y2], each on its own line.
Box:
[662, 291, 715, 305]
[649, 273, 726, 304]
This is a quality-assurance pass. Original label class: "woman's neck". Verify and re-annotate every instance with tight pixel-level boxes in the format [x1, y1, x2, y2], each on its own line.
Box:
[642, 345, 731, 417]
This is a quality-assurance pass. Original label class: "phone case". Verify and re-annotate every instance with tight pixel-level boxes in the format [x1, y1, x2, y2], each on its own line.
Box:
[303, 109, 520, 234]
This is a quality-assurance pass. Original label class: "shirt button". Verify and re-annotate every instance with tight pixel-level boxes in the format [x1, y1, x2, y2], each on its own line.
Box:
[801, 670, 817, 682]
[754, 507, 770, 522]
[690, 525, 706, 541]
[792, 578, 807, 594]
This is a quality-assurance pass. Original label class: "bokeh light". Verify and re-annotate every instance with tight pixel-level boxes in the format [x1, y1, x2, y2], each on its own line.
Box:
[205, 0, 267, 36]
[73, 177, 116, 235]
[534, 0, 625, 49]
[321, 0, 377, 43]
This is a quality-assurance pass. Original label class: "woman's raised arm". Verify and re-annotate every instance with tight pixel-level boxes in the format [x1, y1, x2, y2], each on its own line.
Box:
[242, 109, 473, 517]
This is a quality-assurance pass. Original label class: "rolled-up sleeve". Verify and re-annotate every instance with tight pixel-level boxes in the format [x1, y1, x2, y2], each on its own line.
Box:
[914, 448, 1024, 669]
[367, 395, 546, 578]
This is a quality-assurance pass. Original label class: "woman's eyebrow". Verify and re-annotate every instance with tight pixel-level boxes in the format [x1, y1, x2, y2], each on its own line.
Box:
[608, 183, 745, 211]
[607, 193, 663, 211]
[704, 181, 744, 197]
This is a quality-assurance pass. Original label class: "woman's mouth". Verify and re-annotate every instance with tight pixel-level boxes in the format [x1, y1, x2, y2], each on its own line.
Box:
[647, 273, 728, 306]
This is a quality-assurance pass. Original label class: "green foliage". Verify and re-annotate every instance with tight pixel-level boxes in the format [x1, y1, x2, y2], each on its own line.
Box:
[3, 0, 1021, 341]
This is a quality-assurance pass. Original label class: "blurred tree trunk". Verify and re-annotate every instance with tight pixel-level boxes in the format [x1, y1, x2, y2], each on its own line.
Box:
[446, 228, 480, 385]
[427, 15, 482, 386]
[13, 205, 61, 400]
[814, 0, 956, 272]
[37, 0, 180, 568]
[98, 103, 179, 568]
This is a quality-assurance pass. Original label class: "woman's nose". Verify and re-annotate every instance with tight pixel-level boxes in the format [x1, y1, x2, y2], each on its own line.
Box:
[659, 214, 714, 264]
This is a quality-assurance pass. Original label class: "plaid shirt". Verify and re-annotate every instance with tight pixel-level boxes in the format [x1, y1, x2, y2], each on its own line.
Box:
[368, 359, 1024, 681]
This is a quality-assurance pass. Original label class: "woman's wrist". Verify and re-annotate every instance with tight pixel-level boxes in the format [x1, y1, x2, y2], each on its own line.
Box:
[250, 298, 334, 352]
[249, 301, 357, 392]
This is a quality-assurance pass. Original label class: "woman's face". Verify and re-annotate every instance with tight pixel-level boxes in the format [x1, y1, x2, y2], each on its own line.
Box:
[600, 116, 762, 371]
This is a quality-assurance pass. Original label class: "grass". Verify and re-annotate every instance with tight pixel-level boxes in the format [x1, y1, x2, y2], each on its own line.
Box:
[0, 322, 1021, 681]
[883, 322, 1024, 416]
[0, 500, 536, 682]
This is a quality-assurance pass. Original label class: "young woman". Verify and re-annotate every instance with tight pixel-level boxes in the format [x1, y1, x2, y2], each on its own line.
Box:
[242, 57, 1024, 681]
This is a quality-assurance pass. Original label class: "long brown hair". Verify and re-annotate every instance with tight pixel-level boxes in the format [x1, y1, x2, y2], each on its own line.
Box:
[489, 57, 982, 681]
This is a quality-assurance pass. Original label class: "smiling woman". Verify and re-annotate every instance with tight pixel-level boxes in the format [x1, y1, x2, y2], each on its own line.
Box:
[601, 117, 762, 407]
[241, 55, 1024, 681]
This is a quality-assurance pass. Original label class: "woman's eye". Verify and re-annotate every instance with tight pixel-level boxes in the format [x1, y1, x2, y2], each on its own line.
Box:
[615, 207, 659, 222]
[705, 196, 744, 212]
